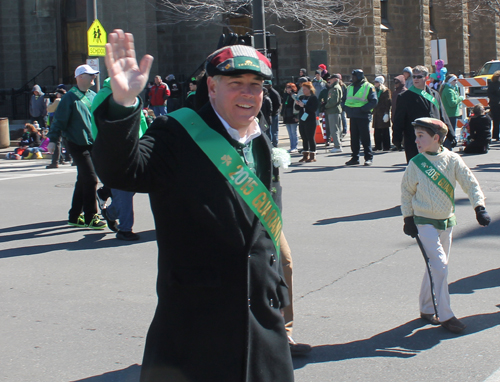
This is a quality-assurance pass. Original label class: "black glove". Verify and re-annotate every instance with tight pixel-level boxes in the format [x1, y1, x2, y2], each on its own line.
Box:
[475, 206, 491, 226]
[403, 216, 419, 238]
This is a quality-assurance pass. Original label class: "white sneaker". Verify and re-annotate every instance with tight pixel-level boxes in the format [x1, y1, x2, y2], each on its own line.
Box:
[288, 148, 299, 153]
[330, 147, 343, 153]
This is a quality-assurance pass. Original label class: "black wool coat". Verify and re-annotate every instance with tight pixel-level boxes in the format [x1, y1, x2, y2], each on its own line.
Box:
[392, 86, 453, 162]
[93, 100, 294, 382]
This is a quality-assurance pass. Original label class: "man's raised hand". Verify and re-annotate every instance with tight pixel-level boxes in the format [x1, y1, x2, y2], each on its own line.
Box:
[105, 29, 154, 107]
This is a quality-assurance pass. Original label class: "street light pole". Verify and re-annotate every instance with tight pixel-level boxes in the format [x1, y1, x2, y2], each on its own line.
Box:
[252, 0, 266, 54]
[86, 0, 100, 91]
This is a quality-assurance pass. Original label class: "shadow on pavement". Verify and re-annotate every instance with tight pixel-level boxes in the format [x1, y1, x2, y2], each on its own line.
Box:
[70, 364, 141, 382]
[313, 206, 401, 225]
[0, 220, 156, 259]
[293, 309, 500, 369]
[450, 268, 500, 295]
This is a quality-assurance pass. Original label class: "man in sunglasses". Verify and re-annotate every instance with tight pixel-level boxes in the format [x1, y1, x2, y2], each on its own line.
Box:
[393, 65, 453, 162]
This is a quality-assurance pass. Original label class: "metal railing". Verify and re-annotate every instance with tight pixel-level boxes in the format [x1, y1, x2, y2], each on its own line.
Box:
[0, 66, 56, 120]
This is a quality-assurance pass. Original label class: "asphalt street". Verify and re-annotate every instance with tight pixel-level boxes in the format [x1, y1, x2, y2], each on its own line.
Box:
[1, 129, 500, 382]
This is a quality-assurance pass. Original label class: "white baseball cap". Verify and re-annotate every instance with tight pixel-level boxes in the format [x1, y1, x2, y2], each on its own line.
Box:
[74, 64, 99, 78]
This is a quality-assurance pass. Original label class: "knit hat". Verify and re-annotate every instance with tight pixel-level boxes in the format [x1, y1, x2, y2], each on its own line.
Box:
[374, 76, 385, 84]
[352, 69, 364, 81]
[318, 64, 327, 70]
[403, 66, 413, 74]
[205, 45, 272, 80]
[298, 77, 309, 83]
[394, 75, 405, 85]
[412, 117, 448, 139]
[447, 75, 458, 84]
[263, 80, 273, 86]
[166, 74, 175, 81]
[329, 73, 341, 80]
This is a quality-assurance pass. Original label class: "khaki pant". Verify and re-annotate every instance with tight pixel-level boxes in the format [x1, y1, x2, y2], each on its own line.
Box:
[280, 232, 294, 335]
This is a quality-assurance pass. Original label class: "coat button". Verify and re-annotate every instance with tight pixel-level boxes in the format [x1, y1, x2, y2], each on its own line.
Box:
[248, 298, 251, 307]
[270, 254, 276, 266]
[269, 298, 274, 307]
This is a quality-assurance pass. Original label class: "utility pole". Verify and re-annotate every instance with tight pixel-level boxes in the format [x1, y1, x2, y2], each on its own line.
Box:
[252, 0, 267, 54]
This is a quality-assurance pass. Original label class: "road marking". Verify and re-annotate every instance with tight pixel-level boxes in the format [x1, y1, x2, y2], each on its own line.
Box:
[0, 163, 76, 181]
[485, 367, 500, 382]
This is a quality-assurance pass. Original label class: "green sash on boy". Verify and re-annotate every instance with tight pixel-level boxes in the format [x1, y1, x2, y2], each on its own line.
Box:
[412, 153, 455, 209]
[409, 86, 440, 109]
[169, 108, 282, 258]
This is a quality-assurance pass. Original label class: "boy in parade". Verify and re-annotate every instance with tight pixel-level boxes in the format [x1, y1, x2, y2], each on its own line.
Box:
[400, 118, 491, 333]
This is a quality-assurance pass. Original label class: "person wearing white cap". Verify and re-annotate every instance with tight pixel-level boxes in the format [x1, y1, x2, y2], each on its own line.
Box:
[46, 64, 106, 230]
[372, 75, 392, 151]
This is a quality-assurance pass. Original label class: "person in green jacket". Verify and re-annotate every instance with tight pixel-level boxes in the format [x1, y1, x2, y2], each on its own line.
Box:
[324, 74, 344, 153]
[47, 64, 107, 230]
[439, 74, 464, 149]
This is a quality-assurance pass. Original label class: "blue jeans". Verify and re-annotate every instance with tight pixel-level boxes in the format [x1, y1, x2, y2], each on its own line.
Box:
[107, 189, 135, 232]
[152, 105, 167, 117]
[270, 115, 279, 147]
[286, 123, 298, 150]
[341, 110, 348, 135]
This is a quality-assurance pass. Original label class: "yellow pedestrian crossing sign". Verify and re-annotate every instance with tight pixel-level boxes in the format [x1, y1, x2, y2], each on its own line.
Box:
[87, 19, 107, 57]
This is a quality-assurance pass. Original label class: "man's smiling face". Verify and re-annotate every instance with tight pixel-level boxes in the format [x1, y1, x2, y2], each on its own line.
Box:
[207, 73, 264, 134]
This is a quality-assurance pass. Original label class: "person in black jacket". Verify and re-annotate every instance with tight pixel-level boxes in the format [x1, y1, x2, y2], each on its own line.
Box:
[392, 65, 453, 163]
[93, 29, 294, 382]
[260, 87, 273, 127]
[295, 81, 320, 162]
[264, 80, 282, 147]
[464, 105, 491, 154]
[487, 70, 500, 141]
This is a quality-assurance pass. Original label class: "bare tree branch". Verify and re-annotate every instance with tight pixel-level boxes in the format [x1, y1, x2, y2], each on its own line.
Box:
[157, 0, 365, 35]
[441, 0, 500, 22]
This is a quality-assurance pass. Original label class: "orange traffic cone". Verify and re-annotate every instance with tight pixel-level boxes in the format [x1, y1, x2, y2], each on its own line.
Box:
[315, 116, 325, 144]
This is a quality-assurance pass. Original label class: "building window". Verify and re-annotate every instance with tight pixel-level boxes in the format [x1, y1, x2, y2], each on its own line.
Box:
[380, 0, 392, 30]
[429, 0, 436, 34]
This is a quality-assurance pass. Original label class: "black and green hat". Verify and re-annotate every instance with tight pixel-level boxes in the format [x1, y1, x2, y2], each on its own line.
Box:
[205, 45, 273, 80]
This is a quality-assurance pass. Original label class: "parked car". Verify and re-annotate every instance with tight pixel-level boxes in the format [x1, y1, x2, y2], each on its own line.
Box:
[468, 60, 500, 97]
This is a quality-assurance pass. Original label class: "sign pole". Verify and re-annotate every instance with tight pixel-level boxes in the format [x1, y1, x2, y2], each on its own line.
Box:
[94, 0, 100, 91]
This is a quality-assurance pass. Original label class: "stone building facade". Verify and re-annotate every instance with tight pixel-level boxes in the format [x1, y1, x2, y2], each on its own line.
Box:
[0, 0, 499, 117]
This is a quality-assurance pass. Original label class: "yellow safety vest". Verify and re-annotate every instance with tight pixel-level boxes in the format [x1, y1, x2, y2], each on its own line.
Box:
[345, 82, 374, 108]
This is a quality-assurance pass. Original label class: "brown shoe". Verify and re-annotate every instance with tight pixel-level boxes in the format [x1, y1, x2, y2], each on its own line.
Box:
[420, 312, 440, 325]
[298, 152, 309, 162]
[306, 152, 317, 162]
[288, 336, 311, 356]
[441, 316, 466, 333]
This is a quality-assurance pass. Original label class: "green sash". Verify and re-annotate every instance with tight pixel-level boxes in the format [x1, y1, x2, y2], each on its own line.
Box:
[412, 153, 455, 209]
[408, 86, 440, 109]
[70, 87, 92, 110]
[169, 108, 282, 258]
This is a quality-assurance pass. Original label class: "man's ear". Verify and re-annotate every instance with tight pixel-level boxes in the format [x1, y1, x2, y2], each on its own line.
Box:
[206, 77, 216, 98]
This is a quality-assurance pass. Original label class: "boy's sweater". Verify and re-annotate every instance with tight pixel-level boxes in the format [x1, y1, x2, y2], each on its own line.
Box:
[401, 149, 485, 219]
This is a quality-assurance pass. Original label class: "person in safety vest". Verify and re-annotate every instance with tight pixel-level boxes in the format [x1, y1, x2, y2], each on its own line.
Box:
[343, 69, 378, 166]
[92, 29, 294, 382]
